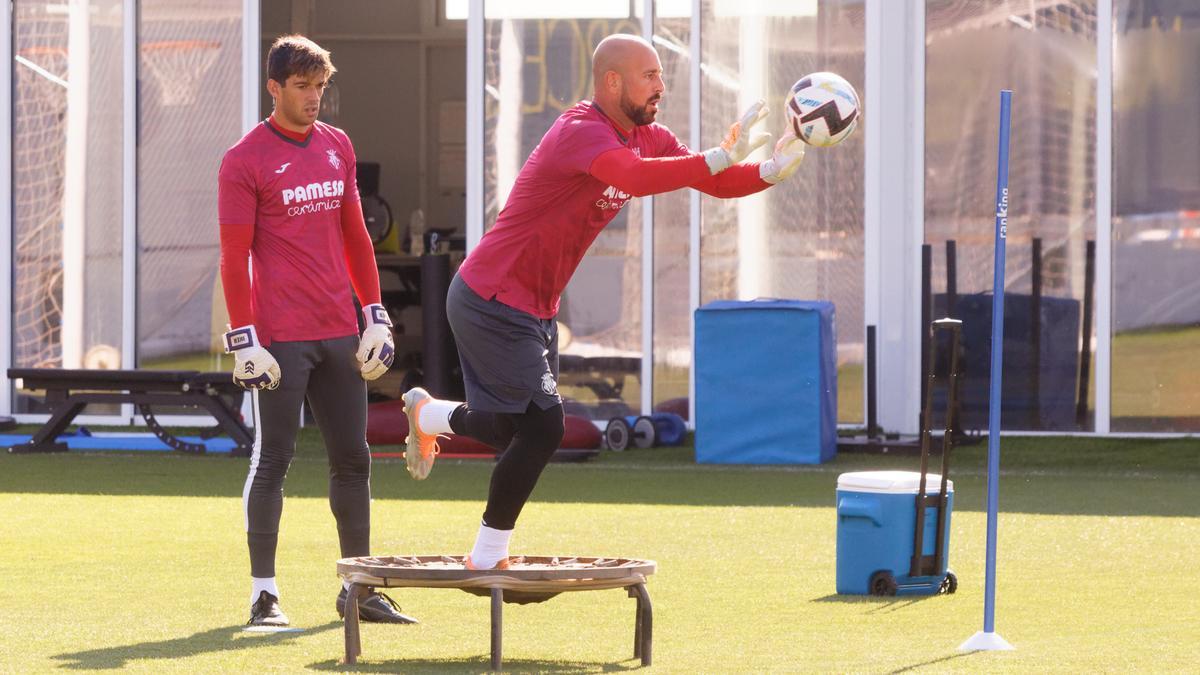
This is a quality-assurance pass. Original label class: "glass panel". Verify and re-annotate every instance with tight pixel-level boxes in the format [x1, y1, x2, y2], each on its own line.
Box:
[699, 0, 865, 424]
[11, 0, 125, 413]
[924, 2, 1097, 432]
[482, 9, 643, 421]
[650, 9, 691, 419]
[137, 3, 242, 375]
[1112, 2, 1200, 431]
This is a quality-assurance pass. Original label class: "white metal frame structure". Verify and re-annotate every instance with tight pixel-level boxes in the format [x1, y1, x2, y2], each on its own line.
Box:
[465, 0, 484, 249]
[686, 0, 701, 427]
[5, 2, 131, 426]
[1094, 0, 1113, 434]
[865, 0, 924, 434]
[1, 0, 13, 417]
[120, 0, 138, 423]
[639, 0, 655, 416]
[0, 0, 1163, 441]
[3, 2, 260, 429]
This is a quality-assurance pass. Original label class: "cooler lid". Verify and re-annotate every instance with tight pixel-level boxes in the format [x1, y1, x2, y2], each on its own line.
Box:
[837, 470, 953, 494]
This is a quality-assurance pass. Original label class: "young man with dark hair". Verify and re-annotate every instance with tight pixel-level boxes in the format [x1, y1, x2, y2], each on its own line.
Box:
[218, 34, 414, 626]
[401, 34, 806, 570]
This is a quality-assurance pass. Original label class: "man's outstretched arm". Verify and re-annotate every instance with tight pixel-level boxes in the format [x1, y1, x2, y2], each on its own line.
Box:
[686, 136, 806, 198]
[588, 148, 714, 197]
[586, 100, 774, 198]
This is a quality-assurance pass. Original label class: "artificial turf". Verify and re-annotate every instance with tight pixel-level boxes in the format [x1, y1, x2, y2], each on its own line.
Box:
[1, 431, 1196, 672]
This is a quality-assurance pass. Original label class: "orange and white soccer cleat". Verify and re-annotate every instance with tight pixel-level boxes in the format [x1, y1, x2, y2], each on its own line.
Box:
[402, 387, 443, 480]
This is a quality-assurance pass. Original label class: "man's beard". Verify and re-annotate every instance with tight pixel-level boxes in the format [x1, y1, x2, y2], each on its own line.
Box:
[620, 91, 659, 126]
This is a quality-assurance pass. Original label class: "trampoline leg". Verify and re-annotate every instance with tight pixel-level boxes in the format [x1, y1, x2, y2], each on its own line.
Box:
[490, 587, 503, 671]
[344, 583, 365, 664]
[631, 583, 652, 666]
[628, 586, 642, 660]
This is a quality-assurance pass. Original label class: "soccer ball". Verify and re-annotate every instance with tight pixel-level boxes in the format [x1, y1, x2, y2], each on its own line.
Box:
[786, 72, 860, 147]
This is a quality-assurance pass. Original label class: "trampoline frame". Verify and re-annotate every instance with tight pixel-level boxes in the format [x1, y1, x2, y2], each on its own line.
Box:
[338, 555, 655, 670]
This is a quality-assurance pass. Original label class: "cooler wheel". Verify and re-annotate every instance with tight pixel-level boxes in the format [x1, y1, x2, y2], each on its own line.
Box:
[939, 570, 958, 594]
[868, 570, 898, 596]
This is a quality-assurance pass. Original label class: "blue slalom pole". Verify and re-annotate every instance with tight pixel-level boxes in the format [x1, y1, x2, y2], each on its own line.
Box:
[984, 89, 1011, 634]
[961, 90, 1014, 651]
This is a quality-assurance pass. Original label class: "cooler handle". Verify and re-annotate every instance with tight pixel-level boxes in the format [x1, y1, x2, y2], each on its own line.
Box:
[837, 496, 883, 526]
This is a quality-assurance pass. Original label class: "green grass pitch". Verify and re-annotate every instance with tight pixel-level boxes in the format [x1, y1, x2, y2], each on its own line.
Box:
[1, 432, 1197, 672]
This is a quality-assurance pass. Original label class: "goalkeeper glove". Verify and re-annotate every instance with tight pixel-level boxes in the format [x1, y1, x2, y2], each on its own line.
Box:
[356, 304, 395, 381]
[223, 325, 281, 390]
[759, 135, 807, 184]
[702, 99, 772, 174]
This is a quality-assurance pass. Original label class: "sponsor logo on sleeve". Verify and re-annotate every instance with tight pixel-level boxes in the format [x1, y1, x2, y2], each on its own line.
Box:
[595, 184, 631, 211]
[593, 147, 637, 211]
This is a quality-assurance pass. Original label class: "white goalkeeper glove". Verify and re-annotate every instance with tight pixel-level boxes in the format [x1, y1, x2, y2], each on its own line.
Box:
[759, 135, 807, 184]
[702, 99, 772, 175]
[356, 303, 395, 381]
[223, 325, 281, 390]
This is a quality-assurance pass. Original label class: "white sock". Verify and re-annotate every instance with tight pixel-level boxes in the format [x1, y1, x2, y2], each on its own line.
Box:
[418, 399, 460, 435]
[469, 523, 513, 569]
[251, 577, 280, 605]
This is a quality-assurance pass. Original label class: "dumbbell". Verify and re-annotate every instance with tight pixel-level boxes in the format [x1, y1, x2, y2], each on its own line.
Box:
[604, 416, 656, 451]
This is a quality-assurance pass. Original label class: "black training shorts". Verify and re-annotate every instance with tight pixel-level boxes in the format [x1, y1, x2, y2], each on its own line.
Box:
[446, 273, 561, 413]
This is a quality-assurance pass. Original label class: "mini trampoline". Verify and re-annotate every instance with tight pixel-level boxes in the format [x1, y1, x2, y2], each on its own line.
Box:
[337, 554, 656, 669]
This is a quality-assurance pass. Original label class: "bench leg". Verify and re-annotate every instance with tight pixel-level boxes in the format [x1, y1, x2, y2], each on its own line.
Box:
[15, 399, 85, 453]
[344, 583, 366, 664]
[490, 587, 503, 671]
[630, 583, 652, 666]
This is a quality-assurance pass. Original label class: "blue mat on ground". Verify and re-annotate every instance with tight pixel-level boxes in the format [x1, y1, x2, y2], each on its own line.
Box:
[0, 433, 237, 453]
[694, 299, 837, 465]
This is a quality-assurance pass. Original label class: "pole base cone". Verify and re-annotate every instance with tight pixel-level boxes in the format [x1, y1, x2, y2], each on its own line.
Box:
[959, 631, 1015, 651]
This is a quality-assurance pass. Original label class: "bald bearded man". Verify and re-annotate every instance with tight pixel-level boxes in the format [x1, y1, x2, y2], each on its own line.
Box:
[401, 34, 806, 569]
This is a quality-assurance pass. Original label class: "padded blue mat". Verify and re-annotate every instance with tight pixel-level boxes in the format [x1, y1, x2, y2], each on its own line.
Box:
[694, 299, 837, 464]
[0, 433, 237, 453]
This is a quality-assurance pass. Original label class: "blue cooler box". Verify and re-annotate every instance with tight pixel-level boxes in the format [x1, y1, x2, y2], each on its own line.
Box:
[836, 471, 955, 595]
[694, 299, 836, 464]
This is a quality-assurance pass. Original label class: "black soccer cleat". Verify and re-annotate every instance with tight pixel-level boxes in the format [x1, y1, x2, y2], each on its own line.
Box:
[248, 590, 289, 626]
[336, 587, 418, 624]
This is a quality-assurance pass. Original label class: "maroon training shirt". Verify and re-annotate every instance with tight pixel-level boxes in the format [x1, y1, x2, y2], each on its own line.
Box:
[458, 101, 698, 319]
[218, 120, 361, 345]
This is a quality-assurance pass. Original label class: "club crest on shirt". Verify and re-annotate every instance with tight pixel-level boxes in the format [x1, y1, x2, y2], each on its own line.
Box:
[327, 149, 342, 170]
[540, 372, 558, 396]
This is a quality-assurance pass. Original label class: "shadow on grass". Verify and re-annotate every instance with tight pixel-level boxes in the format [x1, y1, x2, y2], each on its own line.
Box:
[888, 651, 977, 673]
[309, 653, 648, 667]
[810, 593, 950, 615]
[51, 621, 340, 670]
[308, 655, 643, 673]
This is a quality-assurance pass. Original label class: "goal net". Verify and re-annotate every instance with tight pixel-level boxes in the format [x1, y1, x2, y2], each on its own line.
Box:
[12, 16, 70, 370]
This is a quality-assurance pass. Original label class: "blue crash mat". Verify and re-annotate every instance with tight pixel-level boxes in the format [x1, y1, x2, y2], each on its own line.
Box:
[0, 433, 238, 453]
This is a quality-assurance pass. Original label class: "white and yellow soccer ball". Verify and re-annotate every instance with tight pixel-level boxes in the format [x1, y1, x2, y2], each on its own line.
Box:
[786, 72, 860, 147]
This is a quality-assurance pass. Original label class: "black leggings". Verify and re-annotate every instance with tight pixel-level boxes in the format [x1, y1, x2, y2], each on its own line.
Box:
[451, 402, 565, 530]
[244, 335, 371, 578]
